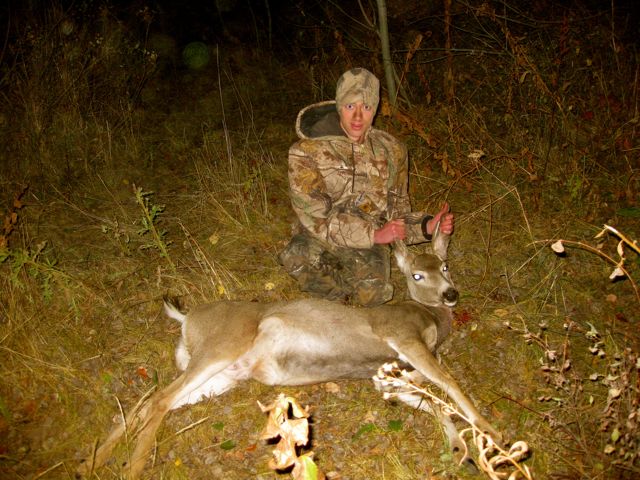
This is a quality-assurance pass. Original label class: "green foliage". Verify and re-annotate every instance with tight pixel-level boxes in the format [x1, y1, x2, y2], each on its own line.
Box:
[387, 419, 403, 432]
[133, 185, 176, 274]
[219, 439, 236, 450]
[352, 422, 377, 439]
[567, 172, 584, 202]
[0, 395, 11, 421]
[617, 207, 640, 218]
[0, 241, 59, 302]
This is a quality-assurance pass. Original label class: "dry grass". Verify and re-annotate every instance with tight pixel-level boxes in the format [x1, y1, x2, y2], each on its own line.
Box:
[1, 2, 638, 479]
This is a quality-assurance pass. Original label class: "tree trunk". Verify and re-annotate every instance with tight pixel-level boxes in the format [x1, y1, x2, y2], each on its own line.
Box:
[376, 0, 396, 107]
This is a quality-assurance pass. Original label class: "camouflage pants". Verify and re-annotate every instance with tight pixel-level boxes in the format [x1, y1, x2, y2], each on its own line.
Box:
[279, 233, 393, 307]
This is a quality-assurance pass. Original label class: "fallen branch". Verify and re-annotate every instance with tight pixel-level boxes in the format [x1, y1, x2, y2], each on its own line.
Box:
[542, 224, 639, 303]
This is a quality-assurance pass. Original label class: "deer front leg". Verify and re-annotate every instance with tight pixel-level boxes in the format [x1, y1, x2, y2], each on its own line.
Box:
[387, 339, 502, 443]
[373, 370, 473, 468]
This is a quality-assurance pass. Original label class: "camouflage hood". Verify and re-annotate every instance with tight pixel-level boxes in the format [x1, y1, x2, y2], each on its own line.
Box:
[294, 100, 347, 141]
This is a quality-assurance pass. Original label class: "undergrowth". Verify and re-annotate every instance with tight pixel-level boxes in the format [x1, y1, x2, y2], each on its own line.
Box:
[0, 1, 638, 479]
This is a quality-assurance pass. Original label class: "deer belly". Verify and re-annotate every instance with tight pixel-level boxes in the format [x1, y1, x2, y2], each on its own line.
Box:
[246, 315, 397, 385]
[250, 353, 394, 385]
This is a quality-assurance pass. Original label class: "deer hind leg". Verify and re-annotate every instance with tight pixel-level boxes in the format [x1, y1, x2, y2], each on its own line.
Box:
[76, 414, 127, 477]
[78, 360, 239, 479]
[77, 386, 159, 478]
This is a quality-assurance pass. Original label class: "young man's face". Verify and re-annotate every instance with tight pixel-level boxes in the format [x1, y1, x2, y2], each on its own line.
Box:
[339, 101, 375, 143]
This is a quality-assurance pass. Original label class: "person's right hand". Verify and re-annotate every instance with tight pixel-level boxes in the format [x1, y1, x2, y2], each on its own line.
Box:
[373, 219, 406, 244]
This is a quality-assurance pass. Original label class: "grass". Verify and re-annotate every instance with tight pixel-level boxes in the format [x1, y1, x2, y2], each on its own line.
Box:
[1, 1, 639, 479]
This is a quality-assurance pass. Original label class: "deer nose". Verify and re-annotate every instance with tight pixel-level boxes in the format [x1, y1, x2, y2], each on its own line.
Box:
[443, 288, 459, 305]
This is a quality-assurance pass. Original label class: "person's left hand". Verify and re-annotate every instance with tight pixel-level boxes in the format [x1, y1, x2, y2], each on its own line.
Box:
[373, 219, 406, 244]
[427, 203, 454, 235]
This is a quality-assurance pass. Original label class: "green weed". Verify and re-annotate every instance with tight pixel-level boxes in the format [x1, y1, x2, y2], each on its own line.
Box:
[133, 185, 176, 274]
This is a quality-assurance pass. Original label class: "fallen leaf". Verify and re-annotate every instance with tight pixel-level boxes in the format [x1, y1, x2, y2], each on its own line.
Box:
[220, 439, 235, 450]
[136, 366, 148, 380]
[292, 453, 324, 480]
[467, 149, 485, 162]
[387, 419, 403, 432]
[611, 428, 620, 443]
[454, 310, 472, 325]
[609, 267, 625, 280]
[581, 110, 594, 120]
[324, 382, 340, 394]
[363, 410, 376, 423]
[269, 437, 298, 470]
[614, 312, 628, 322]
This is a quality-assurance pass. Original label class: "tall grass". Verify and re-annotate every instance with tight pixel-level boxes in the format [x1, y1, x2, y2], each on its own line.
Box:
[0, 1, 638, 479]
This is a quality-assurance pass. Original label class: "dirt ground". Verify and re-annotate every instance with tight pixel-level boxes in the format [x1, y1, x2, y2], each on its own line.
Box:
[1, 2, 639, 479]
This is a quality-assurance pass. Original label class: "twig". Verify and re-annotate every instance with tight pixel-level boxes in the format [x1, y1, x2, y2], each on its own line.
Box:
[601, 224, 640, 255]
[536, 223, 640, 303]
[32, 461, 64, 479]
[166, 416, 210, 441]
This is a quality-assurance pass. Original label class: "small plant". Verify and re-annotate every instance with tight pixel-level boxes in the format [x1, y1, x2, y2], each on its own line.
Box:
[1, 241, 58, 301]
[0, 187, 64, 301]
[1, 187, 27, 252]
[133, 185, 176, 274]
[100, 218, 132, 256]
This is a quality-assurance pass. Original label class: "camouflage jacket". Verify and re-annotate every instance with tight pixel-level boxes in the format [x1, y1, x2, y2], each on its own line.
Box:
[288, 100, 428, 249]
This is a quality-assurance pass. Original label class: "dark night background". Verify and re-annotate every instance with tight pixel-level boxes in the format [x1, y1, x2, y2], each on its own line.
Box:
[0, 1, 639, 479]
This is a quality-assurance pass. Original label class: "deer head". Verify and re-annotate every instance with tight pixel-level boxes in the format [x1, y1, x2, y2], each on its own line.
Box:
[393, 224, 458, 307]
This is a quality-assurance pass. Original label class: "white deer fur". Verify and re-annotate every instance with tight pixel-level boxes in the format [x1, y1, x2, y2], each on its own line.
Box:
[77, 228, 500, 479]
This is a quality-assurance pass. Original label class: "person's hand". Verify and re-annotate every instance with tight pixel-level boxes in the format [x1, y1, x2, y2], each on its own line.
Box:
[373, 219, 406, 244]
[427, 203, 454, 236]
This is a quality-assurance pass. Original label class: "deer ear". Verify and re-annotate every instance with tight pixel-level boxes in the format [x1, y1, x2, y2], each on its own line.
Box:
[431, 223, 450, 261]
[393, 240, 411, 273]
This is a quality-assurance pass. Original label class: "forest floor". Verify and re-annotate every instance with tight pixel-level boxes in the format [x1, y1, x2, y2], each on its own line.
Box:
[1, 7, 639, 479]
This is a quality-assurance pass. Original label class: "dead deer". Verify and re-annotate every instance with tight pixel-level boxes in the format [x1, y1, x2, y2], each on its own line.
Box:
[77, 227, 501, 479]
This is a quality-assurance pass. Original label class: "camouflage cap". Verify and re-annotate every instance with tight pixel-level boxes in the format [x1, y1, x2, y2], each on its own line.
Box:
[335, 68, 380, 111]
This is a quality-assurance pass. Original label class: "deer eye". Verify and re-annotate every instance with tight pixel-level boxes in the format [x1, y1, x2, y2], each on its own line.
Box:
[412, 273, 423, 281]
[442, 264, 449, 272]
